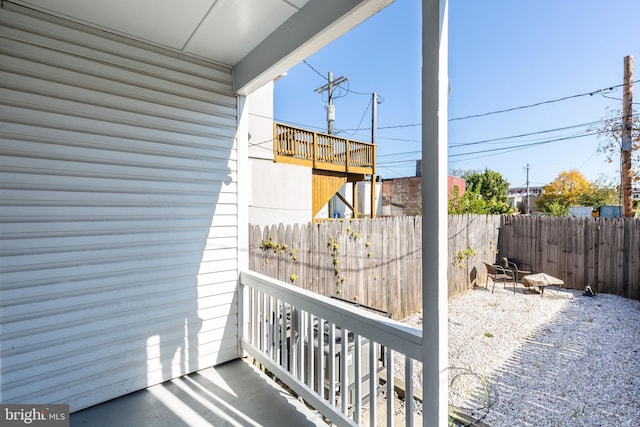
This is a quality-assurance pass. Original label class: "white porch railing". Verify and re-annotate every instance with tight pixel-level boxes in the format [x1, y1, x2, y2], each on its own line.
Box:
[239, 270, 422, 427]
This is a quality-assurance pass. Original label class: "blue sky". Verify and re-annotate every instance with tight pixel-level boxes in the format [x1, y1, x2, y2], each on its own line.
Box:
[274, 0, 639, 188]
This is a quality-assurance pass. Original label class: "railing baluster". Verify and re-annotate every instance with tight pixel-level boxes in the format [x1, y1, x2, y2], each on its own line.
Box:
[369, 341, 377, 427]
[274, 298, 281, 365]
[267, 295, 273, 358]
[260, 291, 265, 353]
[328, 322, 336, 406]
[296, 308, 303, 381]
[387, 348, 394, 427]
[341, 327, 348, 416]
[307, 312, 314, 388]
[282, 302, 288, 371]
[354, 334, 361, 424]
[317, 318, 325, 396]
[405, 356, 413, 427]
[250, 288, 256, 347]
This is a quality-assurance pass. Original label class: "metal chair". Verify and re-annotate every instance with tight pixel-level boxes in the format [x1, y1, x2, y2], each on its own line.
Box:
[501, 257, 533, 292]
[483, 262, 515, 293]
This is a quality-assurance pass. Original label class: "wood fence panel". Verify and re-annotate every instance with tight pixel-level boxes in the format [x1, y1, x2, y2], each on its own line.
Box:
[376, 218, 390, 314]
[603, 218, 617, 293]
[388, 217, 401, 318]
[249, 216, 639, 319]
[499, 215, 515, 265]
[310, 222, 320, 295]
[628, 220, 640, 299]
[451, 215, 464, 294]
[597, 219, 610, 292]
[290, 223, 301, 286]
[571, 218, 586, 287]
[400, 217, 414, 318]
[614, 219, 626, 296]
[448, 215, 467, 296]
[560, 217, 571, 287]
[602, 219, 615, 293]
[363, 219, 378, 312]
[411, 216, 422, 311]
[583, 219, 596, 288]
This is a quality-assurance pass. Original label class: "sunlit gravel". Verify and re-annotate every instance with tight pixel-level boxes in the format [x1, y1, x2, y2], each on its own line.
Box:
[398, 284, 640, 426]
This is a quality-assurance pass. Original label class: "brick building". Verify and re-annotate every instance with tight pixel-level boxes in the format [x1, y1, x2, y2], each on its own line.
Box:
[381, 175, 466, 216]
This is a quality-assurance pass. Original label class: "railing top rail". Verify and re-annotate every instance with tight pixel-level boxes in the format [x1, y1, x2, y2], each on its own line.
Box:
[275, 122, 375, 148]
[240, 269, 422, 360]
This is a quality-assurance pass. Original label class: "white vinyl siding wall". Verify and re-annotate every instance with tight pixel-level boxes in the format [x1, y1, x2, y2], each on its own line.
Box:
[0, 5, 239, 411]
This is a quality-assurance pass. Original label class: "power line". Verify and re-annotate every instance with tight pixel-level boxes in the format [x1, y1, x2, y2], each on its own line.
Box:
[450, 122, 596, 148]
[341, 97, 372, 137]
[339, 123, 421, 131]
[449, 133, 592, 158]
[450, 114, 640, 148]
[302, 60, 383, 101]
[381, 128, 597, 165]
[449, 79, 640, 122]
[303, 59, 327, 81]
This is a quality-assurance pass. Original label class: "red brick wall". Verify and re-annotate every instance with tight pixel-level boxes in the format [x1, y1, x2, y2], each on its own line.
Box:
[381, 176, 422, 216]
[448, 175, 466, 195]
[382, 175, 466, 216]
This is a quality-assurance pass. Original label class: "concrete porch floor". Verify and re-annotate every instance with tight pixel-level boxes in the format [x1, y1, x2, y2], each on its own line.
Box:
[71, 358, 326, 427]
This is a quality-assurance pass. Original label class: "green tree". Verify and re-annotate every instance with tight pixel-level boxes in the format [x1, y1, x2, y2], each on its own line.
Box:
[448, 169, 516, 214]
[545, 201, 569, 217]
[577, 175, 618, 210]
[462, 168, 511, 202]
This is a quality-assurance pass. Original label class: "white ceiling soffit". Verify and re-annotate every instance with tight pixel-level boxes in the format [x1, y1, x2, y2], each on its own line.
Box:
[13, 0, 393, 94]
[13, 0, 307, 64]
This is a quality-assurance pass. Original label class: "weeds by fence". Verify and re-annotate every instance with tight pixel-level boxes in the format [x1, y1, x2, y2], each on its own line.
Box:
[249, 215, 640, 319]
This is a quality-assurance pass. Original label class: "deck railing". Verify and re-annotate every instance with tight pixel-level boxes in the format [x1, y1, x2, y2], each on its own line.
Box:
[239, 270, 421, 427]
[274, 123, 375, 175]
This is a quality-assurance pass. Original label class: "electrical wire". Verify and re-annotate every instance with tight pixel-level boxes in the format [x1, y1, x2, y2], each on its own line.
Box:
[600, 91, 640, 105]
[450, 120, 601, 148]
[341, 97, 372, 137]
[449, 79, 640, 122]
[449, 133, 592, 158]
[302, 59, 327, 81]
[382, 130, 597, 167]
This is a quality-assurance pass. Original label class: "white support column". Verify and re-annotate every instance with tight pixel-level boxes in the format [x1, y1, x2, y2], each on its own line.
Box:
[237, 95, 250, 356]
[421, 0, 449, 426]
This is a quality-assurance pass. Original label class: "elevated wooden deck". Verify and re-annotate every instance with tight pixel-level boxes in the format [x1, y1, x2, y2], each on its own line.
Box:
[274, 123, 376, 218]
[274, 123, 375, 175]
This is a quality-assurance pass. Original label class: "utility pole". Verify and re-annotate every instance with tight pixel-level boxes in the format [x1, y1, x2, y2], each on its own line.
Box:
[315, 72, 348, 218]
[526, 163, 530, 214]
[370, 92, 378, 218]
[622, 55, 634, 218]
[315, 72, 349, 135]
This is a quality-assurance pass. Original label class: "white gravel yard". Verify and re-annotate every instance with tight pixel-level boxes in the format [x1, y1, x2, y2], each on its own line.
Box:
[401, 284, 640, 426]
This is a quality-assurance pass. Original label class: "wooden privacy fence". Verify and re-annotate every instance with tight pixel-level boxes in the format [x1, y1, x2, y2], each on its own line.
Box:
[249, 215, 640, 319]
[249, 217, 422, 320]
[499, 215, 640, 300]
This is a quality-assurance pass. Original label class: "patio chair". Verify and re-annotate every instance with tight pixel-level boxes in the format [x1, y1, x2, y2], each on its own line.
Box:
[501, 257, 533, 292]
[483, 262, 515, 294]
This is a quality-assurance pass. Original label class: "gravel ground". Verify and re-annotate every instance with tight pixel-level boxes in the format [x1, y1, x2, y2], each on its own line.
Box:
[398, 284, 640, 426]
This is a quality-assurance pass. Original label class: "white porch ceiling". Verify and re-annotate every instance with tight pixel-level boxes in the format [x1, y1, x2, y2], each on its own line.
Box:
[13, 0, 393, 94]
[14, 0, 308, 64]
